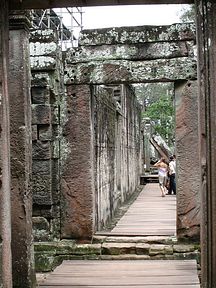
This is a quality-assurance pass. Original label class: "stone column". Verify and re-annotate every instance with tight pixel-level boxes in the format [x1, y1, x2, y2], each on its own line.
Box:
[61, 84, 95, 239]
[0, 1, 12, 287]
[175, 80, 200, 241]
[196, 1, 216, 286]
[143, 119, 151, 172]
[9, 11, 36, 287]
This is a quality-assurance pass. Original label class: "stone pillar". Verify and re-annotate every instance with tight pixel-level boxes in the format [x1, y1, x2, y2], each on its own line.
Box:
[30, 30, 64, 241]
[9, 11, 36, 287]
[143, 119, 151, 172]
[0, 1, 12, 287]
[175, 80, 200, 241]
[61, 84, 95, 239]
[196, 1, 216, 286]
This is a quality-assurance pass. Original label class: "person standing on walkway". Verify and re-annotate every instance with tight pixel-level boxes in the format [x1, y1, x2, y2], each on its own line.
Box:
[168, 155, 176, 195]
[153, 158, 168, 197]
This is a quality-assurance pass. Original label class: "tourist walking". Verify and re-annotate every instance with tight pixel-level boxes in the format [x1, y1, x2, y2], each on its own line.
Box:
[168, 155, 176, 195]
[153, 158, 168, 197]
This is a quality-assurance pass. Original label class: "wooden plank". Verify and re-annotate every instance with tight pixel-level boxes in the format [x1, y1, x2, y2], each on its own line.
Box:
[38, 260, 200, 287]
[40, 284, 200, 288]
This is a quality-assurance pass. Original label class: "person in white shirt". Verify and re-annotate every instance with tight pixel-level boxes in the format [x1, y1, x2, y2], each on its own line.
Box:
[168, 155, 176, 195]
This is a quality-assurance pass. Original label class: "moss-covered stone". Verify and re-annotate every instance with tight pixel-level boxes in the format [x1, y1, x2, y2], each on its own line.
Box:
[64, 57, 197, 85]
[79, 23, 196, 46]
[34, 242, 58, 253]
[102, 243, 136, 255]
[34, 241, 201, 272]
[66, 41, 194, 64]
[71, 244, 101, 255]
[173, 244, 196, 253]
[35, 253, 56, 272]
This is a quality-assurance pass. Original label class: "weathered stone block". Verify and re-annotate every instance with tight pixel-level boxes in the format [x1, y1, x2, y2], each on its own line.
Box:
[32, 174, 52, 205]
[33, 205, 53, 218]
[149, 244, 166, 256]
[79, 23, 196, 46]
[32, 160, 51, 175]
[33, 217, 50, 241]
[61, 85, 94, 239]
[51, 160, 60, 201]
[30, 42, 58, 57]
[38, 125, 52, 141]
[102, 243, 136, 255]
[32, 104, 51, 125]
[30, 29, 58, 43]
[0, 242, 2, 287]
[70, 244, 101, 255]
[32, 125, 38, 141]
[32, 141, 51, 160]
[31, 86, 50, 104]
[136, 243, 150, 255]
[34, 253, 56, 272]
[31, 72, 50, 87]
[173, 244, 196, 253]
[51, 106, 59, 124]
[175, 80, 200, 240]
[64, 57, 197, 85]
[66, 41, 194, 64]
[52, 140, 60, 159]
[30, 56, 56, 71]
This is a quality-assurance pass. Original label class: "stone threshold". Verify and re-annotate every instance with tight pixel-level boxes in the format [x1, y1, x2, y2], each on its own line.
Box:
[93, 234, 178, 244]
[34, 237, 200, 273]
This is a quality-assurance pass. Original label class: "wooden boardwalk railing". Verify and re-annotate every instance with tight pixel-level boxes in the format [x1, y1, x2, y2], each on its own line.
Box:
[38, 183, 200, 288]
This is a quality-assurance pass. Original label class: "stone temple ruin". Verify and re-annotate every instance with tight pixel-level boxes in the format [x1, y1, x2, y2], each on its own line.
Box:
[2, 1, 216, 286]
[0, 0, 216, 288]
[29, 22, 199, 243]
[16, 18, 195, 276]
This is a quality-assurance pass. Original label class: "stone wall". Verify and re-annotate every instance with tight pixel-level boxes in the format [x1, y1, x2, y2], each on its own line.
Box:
[30, 30, 66, 241]
[61, 84, 95, 239]
[0, 76, 3, 288]
[0, 4, 12, 286]
[93, 84, 142, 230]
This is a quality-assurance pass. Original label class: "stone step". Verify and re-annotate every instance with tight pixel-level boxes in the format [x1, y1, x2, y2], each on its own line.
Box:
[34, 240, 200, 273]
[93, 235, 177, 244]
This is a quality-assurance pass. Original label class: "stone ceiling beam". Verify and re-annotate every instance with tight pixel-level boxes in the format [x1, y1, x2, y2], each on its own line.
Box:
[64, 57, 197, 85]
[9, 0, 193, 10]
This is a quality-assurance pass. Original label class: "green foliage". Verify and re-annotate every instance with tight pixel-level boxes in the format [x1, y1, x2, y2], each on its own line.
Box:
[142, 94, 175, 147]
[179, 4, 195, 23]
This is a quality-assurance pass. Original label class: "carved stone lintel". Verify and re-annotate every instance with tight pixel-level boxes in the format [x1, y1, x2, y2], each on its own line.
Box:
[9, 10, 32, 31]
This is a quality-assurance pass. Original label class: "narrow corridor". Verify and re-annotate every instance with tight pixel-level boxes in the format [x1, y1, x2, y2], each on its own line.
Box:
[109, 183, 176, 236]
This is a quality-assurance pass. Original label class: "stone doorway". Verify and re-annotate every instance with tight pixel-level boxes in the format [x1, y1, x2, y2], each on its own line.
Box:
[61, 23, 200, 241]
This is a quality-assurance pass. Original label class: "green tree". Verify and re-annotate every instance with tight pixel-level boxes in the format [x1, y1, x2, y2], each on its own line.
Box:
[142, 94, 175, 147]
[179, 4, 195, 23]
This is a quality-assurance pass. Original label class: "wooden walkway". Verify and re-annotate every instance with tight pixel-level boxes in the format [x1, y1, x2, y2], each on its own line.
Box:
[107, 183, 176, 236]
[39, 260, 200, 287]
[38, 183, 200, 288]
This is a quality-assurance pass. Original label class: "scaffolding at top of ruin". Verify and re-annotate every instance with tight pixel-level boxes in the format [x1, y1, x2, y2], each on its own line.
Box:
[32, 7, 83, 49]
